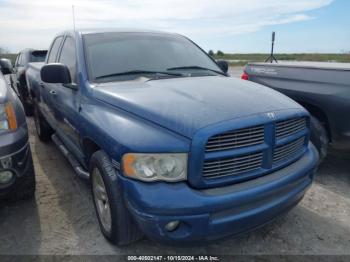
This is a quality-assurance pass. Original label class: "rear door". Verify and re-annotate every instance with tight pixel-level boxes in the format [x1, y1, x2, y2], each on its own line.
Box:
[40, 36, 64, 129]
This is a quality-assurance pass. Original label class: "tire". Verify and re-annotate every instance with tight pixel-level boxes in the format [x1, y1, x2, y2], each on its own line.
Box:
[90, 150, 143, 246]
[9, 151, 36, 200]
[33, 103, 54, 142]
[18, 84, 33, 116]
[310, 115, 329, 163]
[22, 99, 33, 116]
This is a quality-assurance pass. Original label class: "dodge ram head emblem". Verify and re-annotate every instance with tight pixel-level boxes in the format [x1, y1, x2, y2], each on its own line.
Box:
[267, 112, 276, 120]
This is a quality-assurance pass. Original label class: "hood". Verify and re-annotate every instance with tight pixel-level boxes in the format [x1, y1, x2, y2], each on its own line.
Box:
[93, 76, 302, 138]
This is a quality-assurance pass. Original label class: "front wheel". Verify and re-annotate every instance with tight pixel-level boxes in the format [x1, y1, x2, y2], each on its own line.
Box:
[33, 104, 54, 142]
[90, 150, 143, 246]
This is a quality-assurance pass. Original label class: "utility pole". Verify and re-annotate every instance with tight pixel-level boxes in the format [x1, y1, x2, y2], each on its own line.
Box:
[72, 5, 76, 31]
[265, 32, 278, 63]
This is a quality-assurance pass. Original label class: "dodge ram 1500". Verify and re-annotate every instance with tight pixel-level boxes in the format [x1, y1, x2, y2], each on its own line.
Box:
[26, 29, 319, 246]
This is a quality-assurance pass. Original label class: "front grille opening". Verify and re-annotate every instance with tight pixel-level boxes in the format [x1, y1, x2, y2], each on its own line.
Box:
[205, 126, 264, 153]
[203, 152, 263, 179]
[273, 137, 305, 164]
[200, 117, 308, 184]
[276, 117, 307, 140]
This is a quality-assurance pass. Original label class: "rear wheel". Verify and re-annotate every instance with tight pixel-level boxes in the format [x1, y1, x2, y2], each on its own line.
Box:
[33, 103, 54, 142]
[18, 84, 33, 116]
[90, 150, 143, 246]
[310, 115, 329, 163]
[19, 92, 33, 116]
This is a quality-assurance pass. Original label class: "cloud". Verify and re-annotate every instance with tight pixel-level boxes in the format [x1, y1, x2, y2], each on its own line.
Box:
[0, 0, 333, 52]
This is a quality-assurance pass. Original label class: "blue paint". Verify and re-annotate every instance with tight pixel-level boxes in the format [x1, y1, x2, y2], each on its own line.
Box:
[27, 29, 319, 244]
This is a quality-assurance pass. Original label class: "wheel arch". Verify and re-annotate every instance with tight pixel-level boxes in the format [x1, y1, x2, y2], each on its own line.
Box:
[297, 100, 332, 142]
[82, 137, 102, 166]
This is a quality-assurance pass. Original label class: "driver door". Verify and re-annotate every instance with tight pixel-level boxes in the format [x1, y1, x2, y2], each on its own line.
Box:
[50, 35, 84, 161]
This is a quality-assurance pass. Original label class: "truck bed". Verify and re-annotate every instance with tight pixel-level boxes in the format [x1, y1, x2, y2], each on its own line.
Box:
[248, 61, 350, 71]
[244, 61, 350, 150]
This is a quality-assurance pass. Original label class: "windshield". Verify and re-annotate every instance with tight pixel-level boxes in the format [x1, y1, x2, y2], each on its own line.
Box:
[83, 32, 223, 81]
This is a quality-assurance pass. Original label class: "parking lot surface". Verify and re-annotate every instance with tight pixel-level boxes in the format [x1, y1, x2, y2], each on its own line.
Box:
[0, 68, 349, 255]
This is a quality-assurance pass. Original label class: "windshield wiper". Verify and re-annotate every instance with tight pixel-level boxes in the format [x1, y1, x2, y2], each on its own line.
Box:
[95, 70, 183, 79]
[167, 66, 226, 76]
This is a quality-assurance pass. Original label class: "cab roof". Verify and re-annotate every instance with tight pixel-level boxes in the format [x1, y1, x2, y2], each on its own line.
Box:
[60, 28, 180, 37]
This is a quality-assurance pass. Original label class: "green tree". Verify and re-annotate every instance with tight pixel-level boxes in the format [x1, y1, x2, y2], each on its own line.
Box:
[217, 50, 224, 56]
[208, 50, 214, 56]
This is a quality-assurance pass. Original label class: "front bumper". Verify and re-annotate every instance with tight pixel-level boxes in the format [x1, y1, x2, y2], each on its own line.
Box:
[0, 126, 33, 198]
[120, 143, 319, 244]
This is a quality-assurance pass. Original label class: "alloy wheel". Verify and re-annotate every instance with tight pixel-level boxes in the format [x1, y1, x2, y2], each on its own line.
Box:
[92, 168, 112, 233]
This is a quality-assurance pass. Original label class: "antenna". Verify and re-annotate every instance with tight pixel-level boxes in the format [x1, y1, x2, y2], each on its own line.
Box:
[265, 31, 278, 63]
[72, 5, 76, 31]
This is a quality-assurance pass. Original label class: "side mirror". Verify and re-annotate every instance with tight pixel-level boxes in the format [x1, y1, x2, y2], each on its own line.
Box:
[217, 60, 229, 74]
[0, 58, 13, 75]
[41, 63, 71, 84]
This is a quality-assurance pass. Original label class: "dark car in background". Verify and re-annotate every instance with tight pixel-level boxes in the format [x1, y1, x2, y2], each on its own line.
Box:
[0, 58, 35, 200]
[10, 49, 47, 115]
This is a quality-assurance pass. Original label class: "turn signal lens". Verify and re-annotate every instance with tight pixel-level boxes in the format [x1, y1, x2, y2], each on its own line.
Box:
[0, 102, 17, 132]
[123, 154, 136, 176]
[5, 103, 17, 130]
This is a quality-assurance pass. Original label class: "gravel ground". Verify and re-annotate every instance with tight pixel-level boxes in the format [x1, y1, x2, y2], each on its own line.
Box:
[0, 68, 349, 256]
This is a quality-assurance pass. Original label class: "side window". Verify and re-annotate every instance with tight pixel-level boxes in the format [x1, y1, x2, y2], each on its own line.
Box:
[15, 54, 20, 67]
[17, 53, 23, 66]
[22, 52, 29, 66]
[58, 37, 77, 83]
[47, 36, 63, 63]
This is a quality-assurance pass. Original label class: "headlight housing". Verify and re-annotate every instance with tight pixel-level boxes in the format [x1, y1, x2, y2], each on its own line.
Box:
[0, 103, 17, 132]
[122, 153, 187, 182]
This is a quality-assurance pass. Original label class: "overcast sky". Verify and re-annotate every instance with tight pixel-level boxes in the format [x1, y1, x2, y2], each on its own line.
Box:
[0, 0, 349, 53]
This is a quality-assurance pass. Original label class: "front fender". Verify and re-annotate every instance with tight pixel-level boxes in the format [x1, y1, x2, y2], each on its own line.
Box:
[79, 98, 191, 163]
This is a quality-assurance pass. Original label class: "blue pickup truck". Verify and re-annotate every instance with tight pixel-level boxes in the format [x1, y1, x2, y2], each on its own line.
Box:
[26, 29, 319, 246]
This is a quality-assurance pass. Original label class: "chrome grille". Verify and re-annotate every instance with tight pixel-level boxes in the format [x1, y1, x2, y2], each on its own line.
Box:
[273, 137, 305, 164]
[276, 118, 306, 140]
[205, 126, 264, 153]
[203, 152, 263, 179]
[200, 116, 308, 185]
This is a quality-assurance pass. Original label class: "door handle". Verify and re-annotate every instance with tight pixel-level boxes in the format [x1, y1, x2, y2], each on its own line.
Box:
[39, 82, 45, 88]
[49, 90, 57, 95]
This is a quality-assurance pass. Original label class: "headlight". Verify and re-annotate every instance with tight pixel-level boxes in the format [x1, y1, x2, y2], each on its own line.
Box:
[0, 103, 17, 132]
[122, 153, 187, 182]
